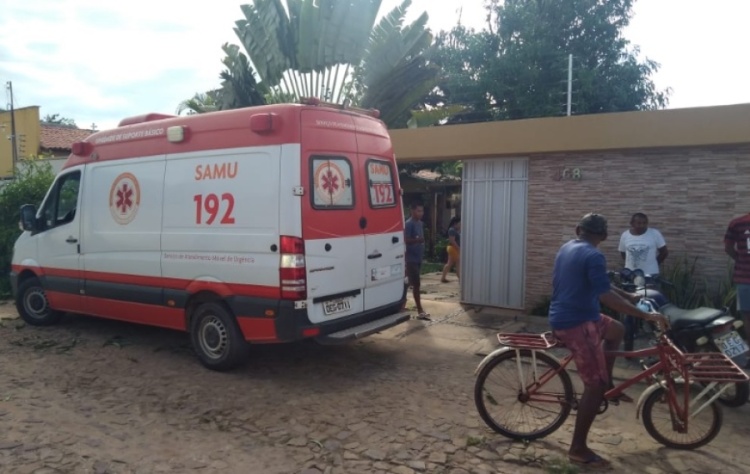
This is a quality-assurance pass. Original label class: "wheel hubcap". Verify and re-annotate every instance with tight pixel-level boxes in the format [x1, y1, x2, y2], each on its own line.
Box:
[199, 315, 228, 360]
[24, 288, 49, 319]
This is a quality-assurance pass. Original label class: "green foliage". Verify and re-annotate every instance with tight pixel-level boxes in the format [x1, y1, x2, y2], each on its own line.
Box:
[661, 256, 705, 309]
[545, 458, 580, 474]
[352, 1, 440, 127]
[42, 113, 77, 128]
[419, 262, 443, 274]
[218, 43, 267, 109]
[176, 91, 220, 115]
[660, 255, 737, 313]
[429, 0, 669, 123]
[233, 0, 381, 101]
[0, 160, 55, 297]
[707, 262, 737, 315]
[180, 0, 439, 129]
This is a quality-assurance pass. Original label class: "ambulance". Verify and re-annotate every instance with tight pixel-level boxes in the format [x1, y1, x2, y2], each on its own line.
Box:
[10, 99, 410, 370]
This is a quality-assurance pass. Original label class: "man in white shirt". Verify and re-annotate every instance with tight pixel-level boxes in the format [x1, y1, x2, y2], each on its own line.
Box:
[618, 213, 668, 276]
[618, 213, 668, 351]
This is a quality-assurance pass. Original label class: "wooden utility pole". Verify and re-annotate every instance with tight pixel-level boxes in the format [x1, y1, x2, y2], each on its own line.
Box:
[6, 81, 18, 171]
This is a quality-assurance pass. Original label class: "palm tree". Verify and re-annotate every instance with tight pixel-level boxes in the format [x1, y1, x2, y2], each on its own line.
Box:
[232, 0, 438, 127]
[176, 91, 220, 115]
[217, 43, 266, 109]
[352, 3, 439, 127]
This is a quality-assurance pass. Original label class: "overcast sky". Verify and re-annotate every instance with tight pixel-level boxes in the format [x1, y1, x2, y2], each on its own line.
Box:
[1, 0, 748, 131]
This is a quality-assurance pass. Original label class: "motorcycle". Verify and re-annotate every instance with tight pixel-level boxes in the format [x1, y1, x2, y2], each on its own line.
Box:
[612, 268, 749, 407]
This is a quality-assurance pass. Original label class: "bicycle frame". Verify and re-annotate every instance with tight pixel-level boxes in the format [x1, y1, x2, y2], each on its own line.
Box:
[500, 330, 746, 434]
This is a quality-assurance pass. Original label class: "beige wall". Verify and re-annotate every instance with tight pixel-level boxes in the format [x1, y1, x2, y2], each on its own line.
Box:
[390, 103, 750, 163]
[0, 106, 41, 177]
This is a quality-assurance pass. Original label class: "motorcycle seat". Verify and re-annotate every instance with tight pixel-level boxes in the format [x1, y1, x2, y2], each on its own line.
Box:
[660, 304, 725, 330]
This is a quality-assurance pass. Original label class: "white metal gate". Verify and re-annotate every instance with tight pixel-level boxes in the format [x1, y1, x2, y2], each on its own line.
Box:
[461, 159, 528, 308]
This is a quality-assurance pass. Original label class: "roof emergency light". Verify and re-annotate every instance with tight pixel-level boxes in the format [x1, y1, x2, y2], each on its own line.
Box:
[167, 126, 186, 143]
[71, 141, 92, 156]
[250, 113, 278, 133]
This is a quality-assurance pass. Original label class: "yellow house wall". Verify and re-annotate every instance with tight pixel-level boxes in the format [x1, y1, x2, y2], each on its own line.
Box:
[0, 106, 41, 177]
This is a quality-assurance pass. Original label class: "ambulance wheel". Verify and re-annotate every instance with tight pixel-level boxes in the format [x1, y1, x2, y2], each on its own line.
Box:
[16, 278, 63, 326]
[190, 302, 249, 371]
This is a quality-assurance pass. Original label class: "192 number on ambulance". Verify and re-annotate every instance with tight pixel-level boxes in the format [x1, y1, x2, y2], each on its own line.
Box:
[371, 183, 394, 205]
[194, 193, 235, 225]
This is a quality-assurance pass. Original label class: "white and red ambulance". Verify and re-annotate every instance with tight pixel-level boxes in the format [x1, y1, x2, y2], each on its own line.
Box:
[11, 99, 410, 370]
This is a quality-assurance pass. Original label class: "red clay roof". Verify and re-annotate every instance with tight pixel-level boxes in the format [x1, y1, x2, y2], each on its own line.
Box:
[40, 125, 95, 151]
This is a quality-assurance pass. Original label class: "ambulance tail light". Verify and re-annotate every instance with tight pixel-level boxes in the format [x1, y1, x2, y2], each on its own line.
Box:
[280, 236, 306, 300]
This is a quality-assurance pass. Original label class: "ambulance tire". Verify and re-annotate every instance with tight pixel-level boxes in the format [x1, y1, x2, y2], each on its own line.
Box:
[190, 302, 249, 371]
[16, 278, 63, 326]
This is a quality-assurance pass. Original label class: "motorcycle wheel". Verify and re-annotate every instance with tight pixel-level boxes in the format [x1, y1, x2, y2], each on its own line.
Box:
[700, 345, 749, 407]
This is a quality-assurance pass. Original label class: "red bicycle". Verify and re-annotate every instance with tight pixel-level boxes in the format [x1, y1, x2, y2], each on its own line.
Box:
[474, 321, 749, 449]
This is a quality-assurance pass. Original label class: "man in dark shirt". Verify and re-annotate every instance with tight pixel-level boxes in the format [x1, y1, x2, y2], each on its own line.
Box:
[404, 202, 429, 320]
[550, 213, 666, 468]
[724, 213, 750, 344]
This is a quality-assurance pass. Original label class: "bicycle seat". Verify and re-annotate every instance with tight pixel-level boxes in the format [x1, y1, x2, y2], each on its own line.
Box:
[660, 304, 725, 330]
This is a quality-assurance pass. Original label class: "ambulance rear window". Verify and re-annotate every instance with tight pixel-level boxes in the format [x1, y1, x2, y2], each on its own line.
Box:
[311, 156, 354, 209]
[366, 159, 396, 209]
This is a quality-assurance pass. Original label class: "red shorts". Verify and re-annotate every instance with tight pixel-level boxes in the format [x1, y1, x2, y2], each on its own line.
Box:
[553, 315, 614, 388]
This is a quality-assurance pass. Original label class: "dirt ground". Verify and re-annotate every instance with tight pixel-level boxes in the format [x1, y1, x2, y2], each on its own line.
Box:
[1, 275, 750, 474]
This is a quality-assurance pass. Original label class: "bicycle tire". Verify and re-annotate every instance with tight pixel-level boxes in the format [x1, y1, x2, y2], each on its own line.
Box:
[642, 385, 723, 450]
[474, 349, 573, 440]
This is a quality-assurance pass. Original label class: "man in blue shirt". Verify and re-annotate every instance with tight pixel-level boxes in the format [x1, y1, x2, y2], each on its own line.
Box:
[404, 202, 430, 320]
[550, 213, 666, 468]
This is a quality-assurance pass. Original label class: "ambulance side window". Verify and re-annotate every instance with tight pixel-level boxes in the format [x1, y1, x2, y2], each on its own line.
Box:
[366, 159, 396, 209]
[310, 155, 354, 209]
[41, 171, 81, 230]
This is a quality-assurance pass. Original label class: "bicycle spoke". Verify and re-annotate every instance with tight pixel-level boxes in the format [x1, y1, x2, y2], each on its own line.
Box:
[475, 350, 573, 440]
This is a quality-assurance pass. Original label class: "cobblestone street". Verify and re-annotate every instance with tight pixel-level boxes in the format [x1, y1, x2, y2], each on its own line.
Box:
[1, 274, 749, 473]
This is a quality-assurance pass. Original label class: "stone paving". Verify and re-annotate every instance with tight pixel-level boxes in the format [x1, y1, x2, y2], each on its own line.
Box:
[0, 276, 748, 473]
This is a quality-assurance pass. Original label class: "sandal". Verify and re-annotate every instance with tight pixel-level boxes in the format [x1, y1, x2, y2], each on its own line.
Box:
[440, 279, 450, 283]
[569, 454, 611, 469]
[416, 312, 432, 321]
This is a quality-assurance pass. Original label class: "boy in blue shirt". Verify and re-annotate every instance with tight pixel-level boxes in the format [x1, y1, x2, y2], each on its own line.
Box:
[404, 202, 430, 320]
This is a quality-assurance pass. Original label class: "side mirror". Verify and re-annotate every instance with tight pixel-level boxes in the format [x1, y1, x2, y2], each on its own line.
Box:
[19, 204, 38, 232]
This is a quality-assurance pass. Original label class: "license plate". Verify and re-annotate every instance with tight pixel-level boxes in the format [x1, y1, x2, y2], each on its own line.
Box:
[323, 298, 351, 316]
[715, 331, 750, 359]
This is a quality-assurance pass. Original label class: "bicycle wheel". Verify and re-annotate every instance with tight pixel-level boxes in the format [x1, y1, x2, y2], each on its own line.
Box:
[474, 349, 573, 440]
[642, 384, 723, 450]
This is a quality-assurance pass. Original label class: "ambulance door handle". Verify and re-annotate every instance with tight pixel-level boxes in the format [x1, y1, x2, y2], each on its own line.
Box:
[66, 236, 78, 244]
[368, 252, 382, 260]
[359, 217, 367, 229]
